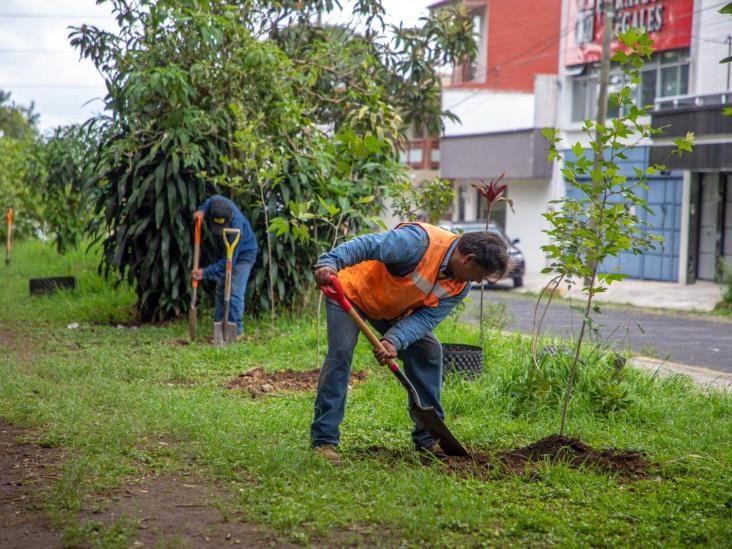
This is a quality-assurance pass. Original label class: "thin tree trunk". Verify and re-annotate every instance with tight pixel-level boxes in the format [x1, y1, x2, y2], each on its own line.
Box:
[479, 208, 493, 344]
[258, 181, 275, 326]
[559, 264, 599, 435]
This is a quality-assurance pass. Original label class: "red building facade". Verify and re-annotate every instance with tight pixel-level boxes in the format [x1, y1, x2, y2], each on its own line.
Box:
[430, 0, 562, 92]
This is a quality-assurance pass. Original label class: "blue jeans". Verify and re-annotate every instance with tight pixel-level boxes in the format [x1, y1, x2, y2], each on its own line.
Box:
[214, 260, 254, 335]
[311, 299, 444, 449]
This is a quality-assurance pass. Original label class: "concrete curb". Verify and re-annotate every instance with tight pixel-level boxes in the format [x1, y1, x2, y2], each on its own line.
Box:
[630, 356, 732, 391]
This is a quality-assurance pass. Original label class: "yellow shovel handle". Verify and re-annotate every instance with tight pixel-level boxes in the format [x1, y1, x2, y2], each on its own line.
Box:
[223, 228, 240, 260]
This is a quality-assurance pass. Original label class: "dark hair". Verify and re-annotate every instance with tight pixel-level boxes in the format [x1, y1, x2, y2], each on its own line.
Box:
[457, 232, 510, 278]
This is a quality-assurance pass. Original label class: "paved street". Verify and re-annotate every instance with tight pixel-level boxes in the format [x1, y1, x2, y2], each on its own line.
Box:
[465, 287, 732, 373]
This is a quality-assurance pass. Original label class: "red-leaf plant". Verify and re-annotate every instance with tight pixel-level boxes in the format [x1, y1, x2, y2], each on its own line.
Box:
[471, 172, 514, 343]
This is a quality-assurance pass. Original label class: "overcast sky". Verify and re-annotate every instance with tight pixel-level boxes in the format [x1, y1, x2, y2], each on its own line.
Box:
[0, 0, 435, 134]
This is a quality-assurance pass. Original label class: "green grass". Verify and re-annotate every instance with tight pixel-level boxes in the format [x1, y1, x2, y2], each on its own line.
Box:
[1, 241, 731, 547]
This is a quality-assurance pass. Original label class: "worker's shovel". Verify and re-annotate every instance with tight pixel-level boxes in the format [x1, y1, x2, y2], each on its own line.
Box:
[321, 275, 468, 456]
[5, 208, 12, 266]
[214, 228, 240, 346]
[189, 212, 203, 341]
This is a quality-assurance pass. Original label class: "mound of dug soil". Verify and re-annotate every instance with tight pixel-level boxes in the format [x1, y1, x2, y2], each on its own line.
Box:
[356, 435, 652, 479]
[494, 434, 651, 478]
[227, 366, 368, 397]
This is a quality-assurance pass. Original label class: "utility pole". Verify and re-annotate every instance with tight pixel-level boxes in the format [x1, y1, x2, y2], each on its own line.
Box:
[595, 0, 614, 142]
[586, 0, 615, 286]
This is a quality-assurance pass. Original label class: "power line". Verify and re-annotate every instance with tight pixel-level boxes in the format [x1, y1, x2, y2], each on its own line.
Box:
[0, 84, 104, 89]
[0, 49, 76, 53]
[0, 14, 114, 19]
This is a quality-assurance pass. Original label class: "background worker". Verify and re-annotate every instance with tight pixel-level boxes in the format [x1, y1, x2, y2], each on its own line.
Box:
[311, 222, 509, 464]
[191, 195, 258, 336]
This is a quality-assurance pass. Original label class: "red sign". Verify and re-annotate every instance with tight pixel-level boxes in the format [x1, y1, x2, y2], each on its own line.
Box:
[565, 0, 693, 66]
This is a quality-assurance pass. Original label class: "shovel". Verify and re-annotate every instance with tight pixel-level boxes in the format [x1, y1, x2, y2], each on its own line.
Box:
[189, 211, 203, 340]
[214, 228, 240, 346]
[321, 274, 468, 456]
[5, 208, 12, 266]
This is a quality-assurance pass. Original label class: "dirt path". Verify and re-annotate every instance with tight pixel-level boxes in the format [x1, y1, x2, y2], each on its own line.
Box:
[0, 420, 64, 549]
[83, 474, 288, 547]
[0, 419, 292, 548]
[1, 319, 290, 548]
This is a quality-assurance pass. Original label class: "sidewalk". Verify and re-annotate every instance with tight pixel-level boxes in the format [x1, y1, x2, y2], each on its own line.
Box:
[630, 356, 732, 391]
[516, 273, 723, 312]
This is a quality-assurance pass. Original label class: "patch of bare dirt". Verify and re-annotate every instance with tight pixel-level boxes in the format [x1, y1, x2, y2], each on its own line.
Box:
[0, 420, 64, 549]
[494, 435, 651, 478]
[83, 474, 289, 547]
[227, 367, 369, 397]
[355, 435, 652, 480]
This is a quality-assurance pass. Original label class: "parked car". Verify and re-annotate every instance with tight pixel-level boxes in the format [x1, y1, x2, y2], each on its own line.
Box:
[439, 221, 526, 288]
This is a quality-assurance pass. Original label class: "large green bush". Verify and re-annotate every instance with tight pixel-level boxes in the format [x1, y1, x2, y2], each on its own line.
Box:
[71, 0, 475, 322]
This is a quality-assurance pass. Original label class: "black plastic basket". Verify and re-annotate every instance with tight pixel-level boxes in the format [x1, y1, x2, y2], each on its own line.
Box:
[29, 276, 76, 296]
[442, 343, 483, 381]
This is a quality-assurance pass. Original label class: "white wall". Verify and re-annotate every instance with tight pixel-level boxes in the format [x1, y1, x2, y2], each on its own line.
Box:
[442, 90, 535, 137]
[693, 0, 732, 94]
[504, 179, 554, 273]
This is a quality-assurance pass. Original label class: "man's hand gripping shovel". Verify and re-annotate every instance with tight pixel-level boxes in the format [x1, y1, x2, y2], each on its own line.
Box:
[321, 274, 468, 457]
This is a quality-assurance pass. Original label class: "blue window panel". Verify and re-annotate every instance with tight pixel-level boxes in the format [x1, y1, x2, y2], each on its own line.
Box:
[602, 255, 621, 272]
[662, 255, 674, 280]
[646, 204, 666, 227]
[644, 256, 663, 279]
[648, 183, 666, 204]
[560, 150, 683, 282]
[663, 206, 676, 230]
[619, 253, 642, 278]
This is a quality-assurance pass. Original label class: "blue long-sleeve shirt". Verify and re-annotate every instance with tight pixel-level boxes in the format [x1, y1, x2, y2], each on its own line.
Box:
[198, 195, 258, 280]
[314, 224, 470, 350]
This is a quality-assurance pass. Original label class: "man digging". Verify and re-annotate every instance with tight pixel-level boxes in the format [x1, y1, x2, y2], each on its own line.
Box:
[191, 195, 258, 339]
[311, 222, 509, 465]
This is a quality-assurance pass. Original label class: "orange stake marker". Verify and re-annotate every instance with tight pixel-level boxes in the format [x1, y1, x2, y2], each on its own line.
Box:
[5, 208, 12, 266]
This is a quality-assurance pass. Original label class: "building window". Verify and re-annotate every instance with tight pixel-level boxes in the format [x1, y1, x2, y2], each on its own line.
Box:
[452, 8, 487, 85]
[400, 138, 440, 170]
[571, 73, 598, 122]
[468, 11, 486, 82]
[570, 48, 690, 122]
[429, 141, 440, 169]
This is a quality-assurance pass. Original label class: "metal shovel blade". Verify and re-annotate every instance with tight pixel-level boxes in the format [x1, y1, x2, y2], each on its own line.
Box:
[213, 321, 237, 346]
[188, 306, 197, 341]
[411, 404, 468, 457]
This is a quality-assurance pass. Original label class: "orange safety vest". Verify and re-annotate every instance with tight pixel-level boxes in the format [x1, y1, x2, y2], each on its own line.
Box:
[338, 223, 468, 320]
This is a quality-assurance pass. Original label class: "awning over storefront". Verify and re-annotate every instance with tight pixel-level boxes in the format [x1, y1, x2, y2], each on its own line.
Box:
[439, 128, 552, 180]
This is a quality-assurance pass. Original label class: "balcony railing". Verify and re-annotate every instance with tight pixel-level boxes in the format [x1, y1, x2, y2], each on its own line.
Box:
[654, 91, 731, 111]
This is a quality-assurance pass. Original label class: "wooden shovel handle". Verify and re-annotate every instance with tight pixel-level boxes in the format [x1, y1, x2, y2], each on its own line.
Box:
[192, 212, 203, 289]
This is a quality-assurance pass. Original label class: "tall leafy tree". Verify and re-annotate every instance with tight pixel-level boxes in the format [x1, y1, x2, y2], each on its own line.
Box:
[42, 124, 101, 253]
[71, 0, 475, 321]
[0, 90, 44, 240]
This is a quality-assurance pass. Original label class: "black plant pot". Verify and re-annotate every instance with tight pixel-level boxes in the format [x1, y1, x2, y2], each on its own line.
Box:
[442, 343, 483, 381]
[29, 276, 76, 296]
